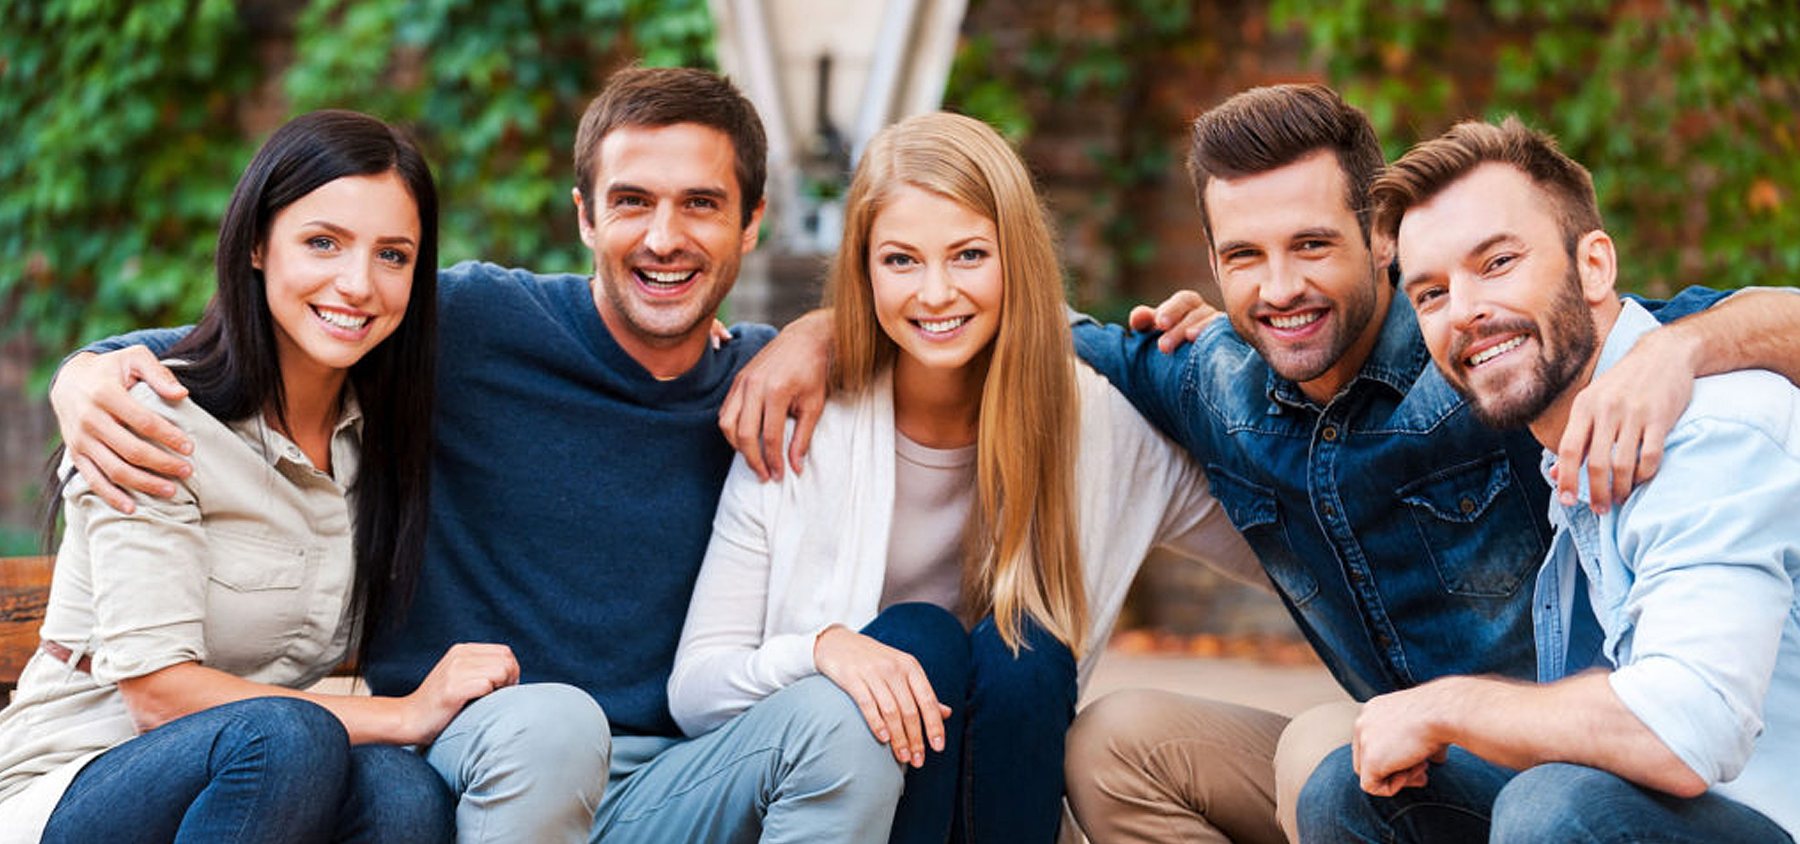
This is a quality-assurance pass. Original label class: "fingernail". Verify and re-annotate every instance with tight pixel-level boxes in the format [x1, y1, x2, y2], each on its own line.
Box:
[179, 441, 194, 455]
[932, 736, 943, 751]
[1558, 491, 1575, 506]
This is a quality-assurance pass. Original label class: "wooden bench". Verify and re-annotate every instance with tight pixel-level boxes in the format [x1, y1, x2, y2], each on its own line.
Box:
[1, 555, 55, 699]
[2, 555, 357, 702]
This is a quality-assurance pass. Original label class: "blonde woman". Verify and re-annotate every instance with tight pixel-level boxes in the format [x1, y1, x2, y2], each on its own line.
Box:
[668, 112, 1256, 842]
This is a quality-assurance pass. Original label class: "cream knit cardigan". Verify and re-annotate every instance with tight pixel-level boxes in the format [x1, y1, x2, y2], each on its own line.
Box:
[669, 364, 1264, 736]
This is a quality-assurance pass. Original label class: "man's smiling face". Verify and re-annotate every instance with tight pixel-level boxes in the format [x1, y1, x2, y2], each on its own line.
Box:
[1204, 149, 1391, 402]
[1399, 162, 1600, 430]
[575, 122, 762, 357]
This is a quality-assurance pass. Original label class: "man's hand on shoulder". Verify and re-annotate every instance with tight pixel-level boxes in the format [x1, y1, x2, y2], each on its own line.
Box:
[1556, 322, 1703, 513]
[50, 347, 193, 513]
[719, 309, 832, 481]
[1127, 289, 1221, 354]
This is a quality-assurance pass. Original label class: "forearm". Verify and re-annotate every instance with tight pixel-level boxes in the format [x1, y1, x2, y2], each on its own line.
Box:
[1433, 673, 1705, 796]
[1665, 287, 1800, 383]
[68, 326, 191, 364]
[120, 662, 415, 745]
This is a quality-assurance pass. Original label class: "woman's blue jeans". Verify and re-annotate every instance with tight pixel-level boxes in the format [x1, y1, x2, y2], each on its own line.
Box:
[863, 602, 1078, 844]
[43, 696, 454, 843]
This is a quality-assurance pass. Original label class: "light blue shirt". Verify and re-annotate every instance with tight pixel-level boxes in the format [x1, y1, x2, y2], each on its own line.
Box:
[1533, 299, 1800, 837]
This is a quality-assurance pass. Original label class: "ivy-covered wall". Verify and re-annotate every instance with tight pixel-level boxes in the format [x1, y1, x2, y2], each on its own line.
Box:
[946, 0, 1799, 320]
[2, 0, 1795, 547]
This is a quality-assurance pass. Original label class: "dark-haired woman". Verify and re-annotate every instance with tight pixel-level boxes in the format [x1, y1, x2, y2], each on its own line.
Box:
[0, 110, 514, 843]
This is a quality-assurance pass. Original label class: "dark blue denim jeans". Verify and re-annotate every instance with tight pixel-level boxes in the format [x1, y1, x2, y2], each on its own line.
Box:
[43, 696, 453, 843]
[863, 602, 1077, 844]
[1298, 743, 1793, 844]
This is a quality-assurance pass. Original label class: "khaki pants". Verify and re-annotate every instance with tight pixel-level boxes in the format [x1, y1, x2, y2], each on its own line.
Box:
[1064, 690, 1360, 843]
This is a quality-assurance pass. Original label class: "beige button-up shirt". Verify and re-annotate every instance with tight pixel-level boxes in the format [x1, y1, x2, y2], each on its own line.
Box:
[0, 381, 363, 841]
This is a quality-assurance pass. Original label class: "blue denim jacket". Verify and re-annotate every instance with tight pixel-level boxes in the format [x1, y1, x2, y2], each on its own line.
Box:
[1073, 286, 1726, 700]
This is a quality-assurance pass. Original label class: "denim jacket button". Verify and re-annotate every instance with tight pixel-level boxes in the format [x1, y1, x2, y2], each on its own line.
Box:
[1321, 426, 1339, 442]
[1459, 496, 1477, 515]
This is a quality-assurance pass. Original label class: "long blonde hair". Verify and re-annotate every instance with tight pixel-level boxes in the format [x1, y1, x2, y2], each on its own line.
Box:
[825, 112, 1086, 656]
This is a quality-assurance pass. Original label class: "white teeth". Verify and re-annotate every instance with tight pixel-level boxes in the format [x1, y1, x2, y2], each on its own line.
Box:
[1468, 336, 1526, 366]
[917, 316, 969, 334]
[314, 308, 369, 330]
[1269, 312, 1322, 330]
[641, 269, 696, 284]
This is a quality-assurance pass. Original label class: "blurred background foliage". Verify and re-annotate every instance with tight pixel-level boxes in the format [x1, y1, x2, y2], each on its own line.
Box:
[4, 0, 1795, 388]
[0, 0, 1795, 569]
[1, 0, 712, 392]
[942, 0, 1796, 321]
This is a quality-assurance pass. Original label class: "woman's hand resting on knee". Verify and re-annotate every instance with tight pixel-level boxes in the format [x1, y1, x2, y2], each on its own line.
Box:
[814, 626, 952, 769]
[403, 643, 521, 745]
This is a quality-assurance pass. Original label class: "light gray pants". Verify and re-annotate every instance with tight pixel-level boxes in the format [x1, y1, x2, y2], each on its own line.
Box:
[424, 677, 904, 844]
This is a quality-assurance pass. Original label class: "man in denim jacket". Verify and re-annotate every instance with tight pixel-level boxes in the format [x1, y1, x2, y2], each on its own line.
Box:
[1061, 85, 1800, 844]
[1298, 116, 1799, 844]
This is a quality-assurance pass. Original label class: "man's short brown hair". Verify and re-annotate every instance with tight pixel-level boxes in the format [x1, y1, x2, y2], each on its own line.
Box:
[573, 65, 768, 227]
[1372, 116, 1602, 254]
[1187, 84, 1384, 246]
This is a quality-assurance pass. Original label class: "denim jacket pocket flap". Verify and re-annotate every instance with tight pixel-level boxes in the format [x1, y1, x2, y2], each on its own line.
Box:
[1397, 455, 1512, 523]
[207, 530, 309, 591]
[1205, 465, 1319, 605]
[1205, 467, 1280, 530]
[1396, 452, 1544, 599]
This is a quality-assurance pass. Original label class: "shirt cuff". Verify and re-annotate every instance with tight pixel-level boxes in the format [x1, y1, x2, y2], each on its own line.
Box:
[1610, 654, 1759, 786]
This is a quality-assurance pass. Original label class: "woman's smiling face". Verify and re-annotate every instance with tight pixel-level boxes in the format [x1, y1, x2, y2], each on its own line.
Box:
[868, 183, 1004, 379]
[258, 170, 420, 379]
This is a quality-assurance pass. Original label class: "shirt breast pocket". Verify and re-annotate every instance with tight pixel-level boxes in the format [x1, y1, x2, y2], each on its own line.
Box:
[1397, 453, 1545, 598]
[1206, 465, 1319, 606]
[205, 530, 312, 669]
[209, 530, 309, 592]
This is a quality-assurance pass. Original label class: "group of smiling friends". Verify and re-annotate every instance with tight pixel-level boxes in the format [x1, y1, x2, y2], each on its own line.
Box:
[0, 63, 1795, 844]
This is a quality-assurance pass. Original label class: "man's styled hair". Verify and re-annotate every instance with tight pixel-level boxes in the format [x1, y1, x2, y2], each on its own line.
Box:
[1372, 116, 1602, 254]
[572, 65, 768, 226]
[1187, 84, 1384, 246]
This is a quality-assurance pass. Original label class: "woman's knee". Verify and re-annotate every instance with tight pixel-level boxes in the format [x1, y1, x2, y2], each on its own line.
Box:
[968, 615, 1076, 707]
[862, 602, 971, 696]
[223, 697, 351, 773]
[344, 745, 455, 843]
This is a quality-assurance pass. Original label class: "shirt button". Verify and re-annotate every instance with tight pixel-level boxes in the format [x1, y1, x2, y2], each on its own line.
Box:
[1459, 497, 1477, 515]
[1321, 426, 1339, 442]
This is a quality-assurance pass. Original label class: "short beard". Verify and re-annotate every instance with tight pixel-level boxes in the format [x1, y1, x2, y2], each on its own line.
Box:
[1238, 272, 1381, 385]
[1462, 267, 1598, 429]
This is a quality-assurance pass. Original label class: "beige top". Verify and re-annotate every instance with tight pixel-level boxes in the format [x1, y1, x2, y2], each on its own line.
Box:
[879, 433, 976, 612]
[0, 381, 363, 842]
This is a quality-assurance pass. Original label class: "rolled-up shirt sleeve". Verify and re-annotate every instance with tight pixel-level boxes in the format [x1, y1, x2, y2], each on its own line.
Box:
[1606, 417, 1797, 785]
[71, 391, 210, 684]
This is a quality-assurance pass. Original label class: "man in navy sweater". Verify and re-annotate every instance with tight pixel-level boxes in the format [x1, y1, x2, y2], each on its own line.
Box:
[50, 67, 901, 843]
